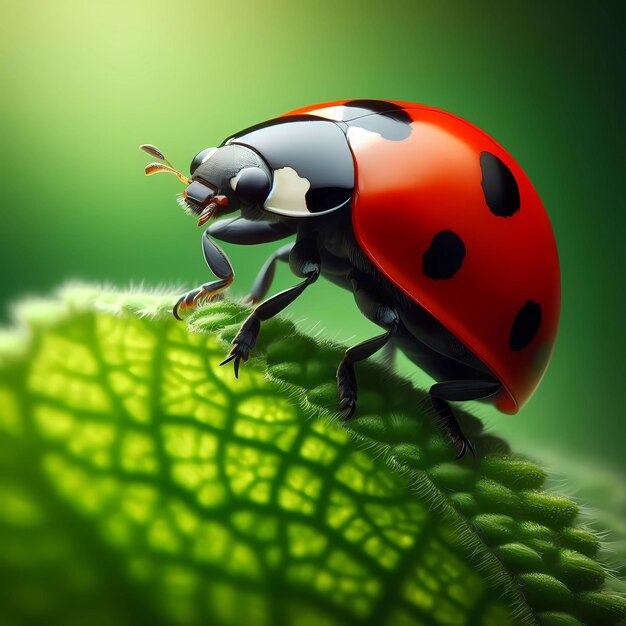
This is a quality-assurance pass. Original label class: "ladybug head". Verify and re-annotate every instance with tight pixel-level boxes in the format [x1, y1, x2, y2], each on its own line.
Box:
[140, 143, 272, 227]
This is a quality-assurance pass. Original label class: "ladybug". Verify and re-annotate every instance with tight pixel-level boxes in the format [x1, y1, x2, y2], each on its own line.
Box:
[141, 99, 560, 458]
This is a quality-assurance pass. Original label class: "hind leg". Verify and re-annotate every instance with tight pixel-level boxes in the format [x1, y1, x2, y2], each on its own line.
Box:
[429, 380, 501, 459]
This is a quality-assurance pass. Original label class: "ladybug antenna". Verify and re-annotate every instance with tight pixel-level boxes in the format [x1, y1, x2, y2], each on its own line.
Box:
[139, 144, 191, 185]
[144, 162, 191, 185]
[139, 144, 175, 168]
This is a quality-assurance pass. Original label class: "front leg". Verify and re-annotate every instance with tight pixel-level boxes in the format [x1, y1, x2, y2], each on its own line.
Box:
[220, 237, 320, 377]
[173, 233, 234, 320]
[173, 218, 295, 320]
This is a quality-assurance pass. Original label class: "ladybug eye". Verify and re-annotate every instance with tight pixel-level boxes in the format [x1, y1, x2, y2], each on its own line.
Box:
[234, 167, 271, 206]
[190, 147, 217, 175]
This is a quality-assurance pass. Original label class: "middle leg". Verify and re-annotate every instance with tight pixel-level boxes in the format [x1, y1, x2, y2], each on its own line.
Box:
[337, 273, 399, 419]
[245, 242, 295, 304]
[220, 237, 320, 377]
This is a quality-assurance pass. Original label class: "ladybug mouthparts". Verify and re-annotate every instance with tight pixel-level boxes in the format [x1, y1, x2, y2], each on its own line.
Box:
[184, 180, 214, 208]
[182, 181, 229, 227]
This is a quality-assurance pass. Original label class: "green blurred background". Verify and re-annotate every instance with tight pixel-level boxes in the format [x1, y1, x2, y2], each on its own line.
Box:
[1, 0, 624, 473]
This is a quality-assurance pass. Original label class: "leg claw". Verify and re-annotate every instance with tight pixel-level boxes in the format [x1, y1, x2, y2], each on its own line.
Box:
[338, 396, 357, 420]
[454, 436, 476, 460]
[220, 315, 260, 378]
[172, 284, 228, 320]
[219, 342, 252, 379]
[172, 288, 207, 320]
[337, 359, 357, 420]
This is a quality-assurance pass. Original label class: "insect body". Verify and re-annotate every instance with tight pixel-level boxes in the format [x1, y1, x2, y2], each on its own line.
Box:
[141, 99, 560, 458]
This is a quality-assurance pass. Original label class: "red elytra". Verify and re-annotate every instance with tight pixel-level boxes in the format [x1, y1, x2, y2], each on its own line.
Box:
[283, 101, 561, 414]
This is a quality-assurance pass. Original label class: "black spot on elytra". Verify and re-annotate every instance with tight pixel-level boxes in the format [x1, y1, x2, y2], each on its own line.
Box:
[480, 151, 520, 217]
[422, 230, 466, 280]
[509, 300, 542, 351]
[343, 100, 413, 141]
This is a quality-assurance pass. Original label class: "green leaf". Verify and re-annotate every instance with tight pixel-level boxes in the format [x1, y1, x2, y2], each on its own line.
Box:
[0, 286, 624, 626]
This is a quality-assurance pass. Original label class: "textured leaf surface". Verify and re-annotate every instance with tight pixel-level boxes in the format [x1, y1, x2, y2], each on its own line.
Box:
[0, 287, 624, 626]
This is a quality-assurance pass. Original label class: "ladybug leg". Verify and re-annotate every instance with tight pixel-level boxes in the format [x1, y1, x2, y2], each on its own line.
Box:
[244, 243, 295, 304]
[207, 216, 296, 245]
[220, 238, 320, 378]
[174, 219, 296, 320]
[173, 233, 234, 320]
[337, 276, 399, 419]
[380, 342, 397, 369]
[429, 380, 501, 459]
[206, 217, 296, 303]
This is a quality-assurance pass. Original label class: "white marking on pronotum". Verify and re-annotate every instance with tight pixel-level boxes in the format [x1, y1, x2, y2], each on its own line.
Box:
[264, 167, 311, 216]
